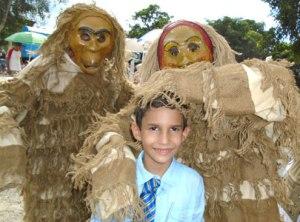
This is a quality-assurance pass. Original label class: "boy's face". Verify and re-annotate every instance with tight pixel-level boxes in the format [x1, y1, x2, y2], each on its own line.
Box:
[131, 107, 190, 172]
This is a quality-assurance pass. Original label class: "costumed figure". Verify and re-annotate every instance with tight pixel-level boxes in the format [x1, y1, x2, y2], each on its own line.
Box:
[0, 3, 134, 221]
[73, 20, 300, 221]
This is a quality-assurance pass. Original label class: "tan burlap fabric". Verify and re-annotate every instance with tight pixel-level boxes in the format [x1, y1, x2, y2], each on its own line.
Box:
[72, 20, 299, 221]
[0, 3, 134, 222]
[74, 59, 299, 221]
[149, 60, 299, 221]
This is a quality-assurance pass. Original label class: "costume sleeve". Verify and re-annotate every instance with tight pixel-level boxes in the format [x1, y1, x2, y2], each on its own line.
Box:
[75, 102, 136, 160]
[72, 102, 142, 221]
[208, 59, 296, 122]
[0, 77, 34, 188]
[147, 60, 296, 122]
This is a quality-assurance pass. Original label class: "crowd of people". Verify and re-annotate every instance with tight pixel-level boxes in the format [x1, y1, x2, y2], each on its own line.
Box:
[0, 3, 299, 222]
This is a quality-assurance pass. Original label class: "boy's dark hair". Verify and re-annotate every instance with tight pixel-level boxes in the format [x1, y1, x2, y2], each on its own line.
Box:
[134, 95, 188, 129]
[13, 42, 22, 47]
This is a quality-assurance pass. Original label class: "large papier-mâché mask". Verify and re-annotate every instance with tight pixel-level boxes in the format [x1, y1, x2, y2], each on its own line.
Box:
[158, 21, 213, 69]
[69, 16, 115, 75]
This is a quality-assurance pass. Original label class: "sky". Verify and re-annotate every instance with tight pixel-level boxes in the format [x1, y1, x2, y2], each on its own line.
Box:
[39, 0, 277, 32]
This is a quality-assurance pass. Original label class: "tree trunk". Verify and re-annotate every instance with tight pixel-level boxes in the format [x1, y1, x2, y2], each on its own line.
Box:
[0, 0, 13, 33]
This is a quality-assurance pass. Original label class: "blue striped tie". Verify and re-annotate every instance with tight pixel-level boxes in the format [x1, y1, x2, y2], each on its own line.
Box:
[140, 178, 161, 222]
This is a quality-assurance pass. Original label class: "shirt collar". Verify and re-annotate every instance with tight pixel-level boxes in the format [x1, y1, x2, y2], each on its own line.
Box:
[136, 151, 178, 188]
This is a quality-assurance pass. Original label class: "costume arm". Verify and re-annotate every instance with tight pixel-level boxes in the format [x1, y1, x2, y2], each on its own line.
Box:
[72, 102, 143, 221]
[0, 78, 33, 188]
[148, 60, 295, 122]
[203, 60, 294, 121]
[208, 60, 296, 121]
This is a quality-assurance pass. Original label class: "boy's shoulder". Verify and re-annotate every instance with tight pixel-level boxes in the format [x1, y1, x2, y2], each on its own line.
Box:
[173, 159, 203, 183]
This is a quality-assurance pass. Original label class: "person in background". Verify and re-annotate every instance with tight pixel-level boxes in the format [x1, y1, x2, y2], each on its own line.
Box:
[6, 42, 22, 74]
[0, 48, 6, 72]
[0, 48, 6, 59]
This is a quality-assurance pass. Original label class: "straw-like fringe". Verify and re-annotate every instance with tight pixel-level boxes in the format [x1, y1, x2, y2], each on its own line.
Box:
[0, 115, 18, 133]
[201, 24, 237, 66]
[140, 39, 160, 83]
[71, 137, 144, 221]
[0, 4, 135, 220]
[70, 58, 298, 220]
[89, 183, 144, 222]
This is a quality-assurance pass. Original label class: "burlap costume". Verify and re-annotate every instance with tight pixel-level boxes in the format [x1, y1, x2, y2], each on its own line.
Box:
[0, 4, 134, 221]
[73, 22, 299, 221]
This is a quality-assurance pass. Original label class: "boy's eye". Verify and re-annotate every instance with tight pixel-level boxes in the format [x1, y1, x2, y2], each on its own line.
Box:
[171, 127, 181, 132]
[149, 126, 158, 131]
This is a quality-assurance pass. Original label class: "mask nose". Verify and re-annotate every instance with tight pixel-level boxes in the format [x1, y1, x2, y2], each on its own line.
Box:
[180, 55, 191, 68]
[87, 36, 101, 52]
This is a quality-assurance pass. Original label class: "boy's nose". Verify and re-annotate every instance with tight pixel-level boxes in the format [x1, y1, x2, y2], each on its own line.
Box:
[158, 131, 170, 144]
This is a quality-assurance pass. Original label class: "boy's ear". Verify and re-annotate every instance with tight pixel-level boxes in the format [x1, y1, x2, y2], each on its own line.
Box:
[182, 126, 191, 141]
[131, 121, 142, 141]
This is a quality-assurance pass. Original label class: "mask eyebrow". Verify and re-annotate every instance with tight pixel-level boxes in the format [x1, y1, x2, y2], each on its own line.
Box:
[78, 27, 111, 36]
[185, 36, 202, 43]
[164, 41, 179, 48]
[78, 26, 95, 34]
[94, 29, 111, 36]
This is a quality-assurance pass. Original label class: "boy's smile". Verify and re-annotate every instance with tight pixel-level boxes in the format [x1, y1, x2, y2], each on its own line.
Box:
[131, 107, 190, 176]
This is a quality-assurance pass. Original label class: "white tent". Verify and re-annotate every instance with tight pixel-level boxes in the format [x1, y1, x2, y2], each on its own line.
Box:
[138, 29, 162, 45]
[125, 38, 144, 52]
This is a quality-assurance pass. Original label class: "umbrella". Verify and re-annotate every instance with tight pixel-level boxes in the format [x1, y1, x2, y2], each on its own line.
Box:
[5, 31, 47, 44]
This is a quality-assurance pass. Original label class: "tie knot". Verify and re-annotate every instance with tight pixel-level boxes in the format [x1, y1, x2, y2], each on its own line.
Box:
[143, 178, 161, 194]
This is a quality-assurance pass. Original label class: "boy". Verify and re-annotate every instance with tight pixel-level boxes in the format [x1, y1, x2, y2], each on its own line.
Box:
[91, 95, 205, 222]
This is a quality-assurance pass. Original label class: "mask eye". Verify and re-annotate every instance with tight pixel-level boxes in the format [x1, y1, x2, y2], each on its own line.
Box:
[96, 32, 106, 43]
[80, 31, 91, 41]
[168, 46, 179, 56]
[188, 42, 200, 52]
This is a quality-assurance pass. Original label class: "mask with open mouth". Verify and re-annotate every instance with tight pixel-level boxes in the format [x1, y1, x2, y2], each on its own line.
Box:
[68, 15, 115, 75]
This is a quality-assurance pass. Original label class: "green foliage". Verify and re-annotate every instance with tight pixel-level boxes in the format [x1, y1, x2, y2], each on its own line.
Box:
[0, 0, 65, 47]
[262, 0, 300, 63]
[128, 4, 173, 38]
[207, 16, 294, 62]
[262, 0, 299, 41]
[271, 42, 295, 61]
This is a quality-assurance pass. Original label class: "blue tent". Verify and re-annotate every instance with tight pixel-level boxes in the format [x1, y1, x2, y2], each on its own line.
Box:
[21, 26, 52, 60]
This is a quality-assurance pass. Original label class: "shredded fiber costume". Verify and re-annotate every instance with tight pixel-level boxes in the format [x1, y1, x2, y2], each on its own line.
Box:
[73, 20, 300, 221]
[0, 4, 133, 221]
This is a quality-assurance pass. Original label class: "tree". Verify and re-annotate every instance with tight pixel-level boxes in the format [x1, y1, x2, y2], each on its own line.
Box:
[0, 0, 65, 47]
[262, 0, 300, 63]
[207, 17, 294, 62]
[262, 0, 299, 41]
[128, 4, 173, 38]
